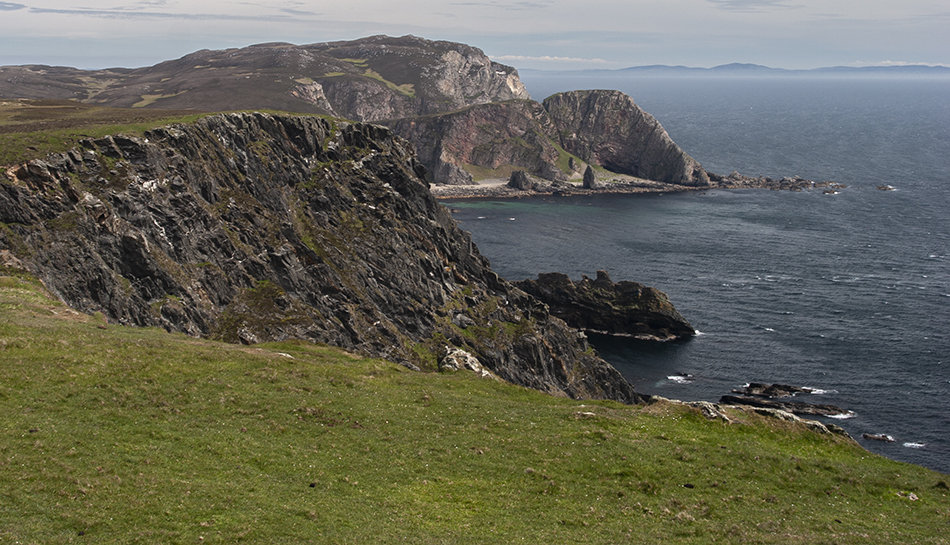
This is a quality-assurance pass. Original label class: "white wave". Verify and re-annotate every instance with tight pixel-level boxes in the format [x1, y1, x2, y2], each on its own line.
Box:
[508, 217, 516, 221]
[477, 216, 487, 219]
[826, 412, 856, 420]
[764, 327, 775, 332]
[903, 442, 926, 449]
[667, 374, 693, 384]
[694, 330, 705, 336]
[803, 387, 838, 395]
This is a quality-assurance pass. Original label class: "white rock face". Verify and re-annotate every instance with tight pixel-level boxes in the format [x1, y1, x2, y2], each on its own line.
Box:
[439, 346, 496, 379]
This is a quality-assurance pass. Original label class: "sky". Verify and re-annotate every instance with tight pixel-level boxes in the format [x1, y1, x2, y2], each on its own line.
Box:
[0, 0, 947, 71]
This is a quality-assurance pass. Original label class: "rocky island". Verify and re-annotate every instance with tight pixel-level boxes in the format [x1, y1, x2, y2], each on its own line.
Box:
[514, 271, 695, 341]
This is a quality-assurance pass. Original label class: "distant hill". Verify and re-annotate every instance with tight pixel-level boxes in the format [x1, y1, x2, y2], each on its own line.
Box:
[521, 63, 950, 78]
[0, 35, 529, 121]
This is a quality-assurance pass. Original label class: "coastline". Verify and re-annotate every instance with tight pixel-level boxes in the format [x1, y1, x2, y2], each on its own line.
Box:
[430, 171, 845, 199]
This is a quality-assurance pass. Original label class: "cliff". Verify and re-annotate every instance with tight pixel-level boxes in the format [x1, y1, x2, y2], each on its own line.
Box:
[543, 90, 709, 186]
[1, 36, 709, 188]
[0, 113, 640, 403]
[385, 90, 710, 187]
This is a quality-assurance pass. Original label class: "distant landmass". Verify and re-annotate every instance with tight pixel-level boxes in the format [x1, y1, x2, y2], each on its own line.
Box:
[521, 63, 950, 77]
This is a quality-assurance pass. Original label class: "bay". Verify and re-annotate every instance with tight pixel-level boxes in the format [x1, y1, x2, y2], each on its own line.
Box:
[444, 74, 950, 473]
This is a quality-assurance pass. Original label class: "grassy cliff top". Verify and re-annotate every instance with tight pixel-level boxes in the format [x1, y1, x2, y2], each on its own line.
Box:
[0, 99, 209, 167]
[1, 270, 947, 543]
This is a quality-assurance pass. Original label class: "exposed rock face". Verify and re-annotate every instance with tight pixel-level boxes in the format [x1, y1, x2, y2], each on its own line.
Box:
[543, 90, 709, 186]
[387, 90, 712, 186]
[0, 113, 641, 403]
[513, 271, 695, 341]
[383, 100, 567, 185]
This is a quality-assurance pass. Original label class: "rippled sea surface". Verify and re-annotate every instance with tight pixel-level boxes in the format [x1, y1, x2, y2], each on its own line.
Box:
[444, 74, 950, 473]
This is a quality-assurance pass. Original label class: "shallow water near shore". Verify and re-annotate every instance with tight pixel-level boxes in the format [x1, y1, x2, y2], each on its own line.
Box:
[444, 75, 950, 473]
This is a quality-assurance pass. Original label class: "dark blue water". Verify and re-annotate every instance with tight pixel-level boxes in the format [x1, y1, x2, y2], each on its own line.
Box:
[445, 75, 950, 473]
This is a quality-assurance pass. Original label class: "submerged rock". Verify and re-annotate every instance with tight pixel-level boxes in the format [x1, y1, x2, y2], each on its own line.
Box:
[732, 383, 813, 398]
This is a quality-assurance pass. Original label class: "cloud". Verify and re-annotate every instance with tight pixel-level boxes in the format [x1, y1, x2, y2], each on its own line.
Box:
[707, 0, 798, 12]
[27, 6, 302, 22]
[450, 1, 552, 11]
[0, 2, 26, 10]
[492, 54, 614, 64]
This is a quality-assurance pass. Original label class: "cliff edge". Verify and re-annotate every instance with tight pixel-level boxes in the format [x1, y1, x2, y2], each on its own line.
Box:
[0, 113, 640, 403]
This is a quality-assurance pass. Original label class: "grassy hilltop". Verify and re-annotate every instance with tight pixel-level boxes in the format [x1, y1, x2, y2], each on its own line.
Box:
[1, 273, 948, 543]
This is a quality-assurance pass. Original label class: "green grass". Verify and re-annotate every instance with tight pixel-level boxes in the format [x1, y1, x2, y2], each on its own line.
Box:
[0, 99, 210, 167]
[361, 69, 416, 98]
[1, 273, 948, 543]
[460, 162, 522, 182]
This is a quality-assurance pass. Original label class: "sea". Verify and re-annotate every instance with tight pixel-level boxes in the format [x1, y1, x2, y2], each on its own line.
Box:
[443, 72, 950, 474]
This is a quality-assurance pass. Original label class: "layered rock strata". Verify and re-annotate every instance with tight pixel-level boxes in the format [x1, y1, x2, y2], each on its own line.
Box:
[0, 113, 641, 403]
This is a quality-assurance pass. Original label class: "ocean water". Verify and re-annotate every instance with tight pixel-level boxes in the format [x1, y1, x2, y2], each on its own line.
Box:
[444, 74, 950, 473]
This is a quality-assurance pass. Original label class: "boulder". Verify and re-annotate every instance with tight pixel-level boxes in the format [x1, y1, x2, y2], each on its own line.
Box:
[508, 170, 533, 190]
[732, 383, 813, 398]
[439, 346, 495, 379]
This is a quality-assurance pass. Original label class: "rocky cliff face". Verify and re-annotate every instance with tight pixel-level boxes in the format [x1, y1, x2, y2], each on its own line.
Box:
[387, 90, 711, 187]
[543, 90, 709, 187]
[384, 100, 567, 185]
[0, 113, 640, 403]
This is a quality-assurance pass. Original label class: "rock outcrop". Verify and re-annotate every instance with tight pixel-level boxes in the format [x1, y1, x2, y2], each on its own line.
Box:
[0, 113, 641, 403]
[732, 383, 815, 398]
[543, 90, 710, 187]
[719, 395, 852, 417]
[513, 271, 695, 341]
[507, 170, 533, 190]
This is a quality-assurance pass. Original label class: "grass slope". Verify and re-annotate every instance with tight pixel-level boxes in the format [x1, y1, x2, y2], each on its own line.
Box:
[1, 272, 948, 544]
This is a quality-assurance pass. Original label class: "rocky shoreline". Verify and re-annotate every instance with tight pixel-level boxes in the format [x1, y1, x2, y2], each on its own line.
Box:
[431, 170, 845, 199]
